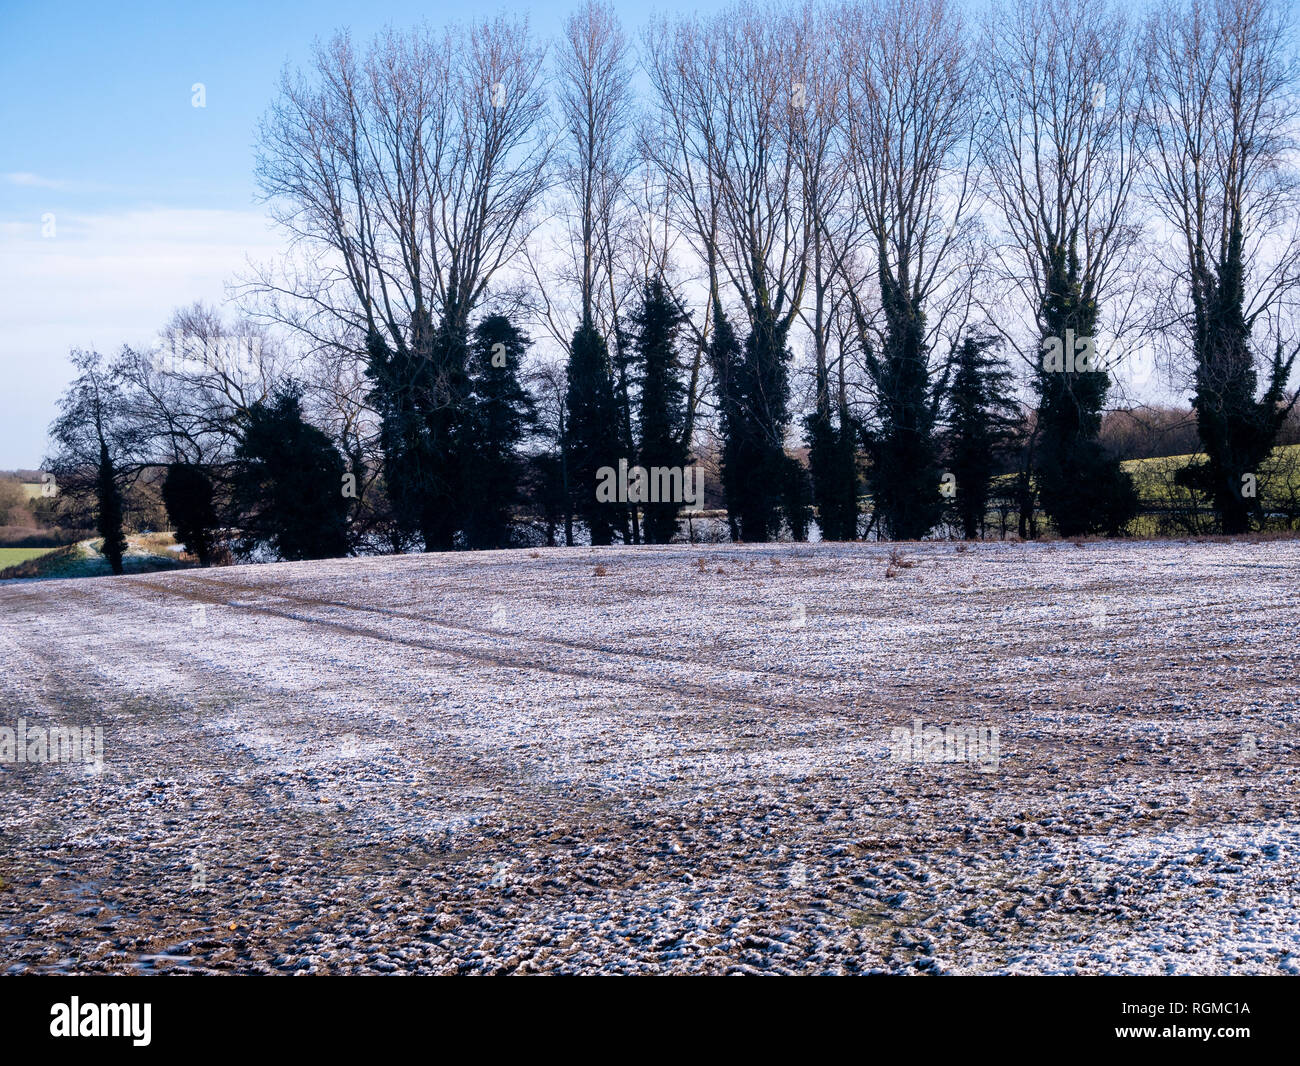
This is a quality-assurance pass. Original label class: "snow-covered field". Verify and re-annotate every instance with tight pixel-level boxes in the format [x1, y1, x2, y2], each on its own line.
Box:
[1, 539, 1297, 974]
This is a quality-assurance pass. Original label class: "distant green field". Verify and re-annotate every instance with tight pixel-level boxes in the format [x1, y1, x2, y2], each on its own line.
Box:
[0, 547, 55, 568]
[1121, 443, 1300, 472]
[1123, 443, 1300, 500]
[976, 443, 1300, 536]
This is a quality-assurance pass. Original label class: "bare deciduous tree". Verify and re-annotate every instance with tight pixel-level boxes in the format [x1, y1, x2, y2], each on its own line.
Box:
[1142, 0, 1300, 533]
[980, 0, 1144, 349]
[254, 20, 550, 347]
[555, 0, 636, 333]
[978, 0, 1145, 537]
[837, 0, 977, 539]
[645, 2, 817, 539]
[252, 19, 551, 550]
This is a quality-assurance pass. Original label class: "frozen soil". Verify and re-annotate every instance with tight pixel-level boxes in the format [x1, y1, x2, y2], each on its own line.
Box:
[0, 539, 1297, 975]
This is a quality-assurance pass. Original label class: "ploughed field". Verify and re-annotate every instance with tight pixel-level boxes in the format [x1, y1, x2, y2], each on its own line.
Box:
[1, 539, 1297, 974]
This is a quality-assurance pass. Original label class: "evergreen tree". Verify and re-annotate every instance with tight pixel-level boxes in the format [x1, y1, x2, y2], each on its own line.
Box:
[734, 311, 795, 541]
[231, 387, 349, 561]
[804, 383, 859, 542]
[1035, 243, 1137, 537]
[522, 452, 567, 548]
[708, 302, 797, 542]
[943, 334, 1020, 541]
[707, 302, 745, 541]
[781, 455, 813, 542]
[1180, 222, 1298, 534]
[162, 462, 218, 565]
[96, 441, 127, 575]
[564, 317, 623, 545]
[632, 279, 690, 544]
[861, 271, 944, 541]
[46, 349, 137, 576]
[364, 327, 435, 549]
[421, 315, 470, 551]
[611, 327, 639, 544]
[462, 315, 534, 550]
[363, 312, 470, 553]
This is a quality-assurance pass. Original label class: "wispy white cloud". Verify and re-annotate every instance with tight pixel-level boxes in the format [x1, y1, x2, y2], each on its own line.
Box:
[0, 206, 289, 467]
[3, 172, 84, 191]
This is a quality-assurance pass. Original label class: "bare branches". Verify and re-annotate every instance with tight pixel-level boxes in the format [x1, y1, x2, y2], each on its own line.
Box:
[554, 1, 637, 335]
[837, 0, 979, 354]
[980, 0, 1145, 338]
[1141, 0, 1300, 355]
[645, 2, 812, 331]
[253, 18, 551, 351]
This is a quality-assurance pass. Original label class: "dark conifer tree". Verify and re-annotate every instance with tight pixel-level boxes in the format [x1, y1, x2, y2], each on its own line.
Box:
[734, 311, 795, 541]
[522, 452, 566, 548]
[1034, 243, 1137, 536]
[861, 272, 944, 541]
[943, 334, 1020, 541]
[364, 313, 470, 553]
[564, 317, 623, 545]
[632, 279, 690, 544]
[708, 303, 797, 542]
[1179, 222, 1298, 533]
[231, 387, 349, 561]
[707, 302, 745, 541]
[804, 379, 859, 542]
[781, 455, 813, 542]
[421, 315, 470, 552]
[461, 315, 534, 550]
[162, 463, 218, 565]
[96, 442, 127, 575]
[364, 327, 434, 548]
[611, 327, 639, 544]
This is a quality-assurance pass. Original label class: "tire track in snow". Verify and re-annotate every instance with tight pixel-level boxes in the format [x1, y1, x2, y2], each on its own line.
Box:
[131, 574, 874, 727]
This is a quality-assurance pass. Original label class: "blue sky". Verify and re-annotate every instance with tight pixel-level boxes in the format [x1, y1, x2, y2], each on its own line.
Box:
[0, 0, 726, 469]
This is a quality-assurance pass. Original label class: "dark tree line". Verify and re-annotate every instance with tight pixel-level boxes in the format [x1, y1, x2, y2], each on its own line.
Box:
[43, 0, 1300, 565]
[47, 352, 355, 568]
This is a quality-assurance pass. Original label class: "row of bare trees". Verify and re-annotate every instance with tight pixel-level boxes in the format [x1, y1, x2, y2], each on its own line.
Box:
[112, 0, 1300, 551]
